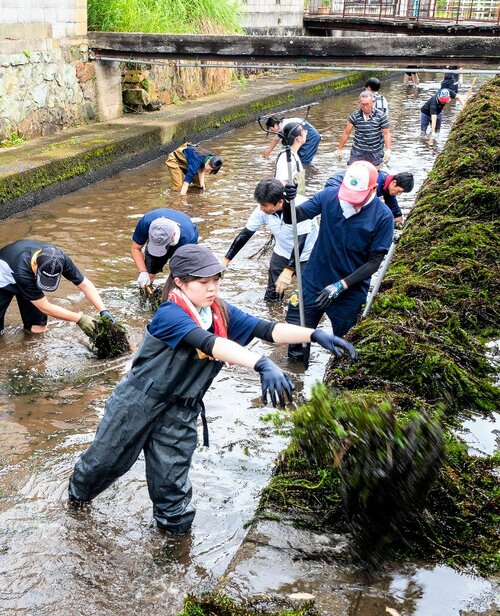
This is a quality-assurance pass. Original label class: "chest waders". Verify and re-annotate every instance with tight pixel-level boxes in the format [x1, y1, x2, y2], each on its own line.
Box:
[69, 330, 223, 534]
[165, 143, 211, 190]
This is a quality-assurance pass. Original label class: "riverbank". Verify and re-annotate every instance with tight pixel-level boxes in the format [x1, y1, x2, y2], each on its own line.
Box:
[183, 76, 500, 615]
[0, 68, 374, 218]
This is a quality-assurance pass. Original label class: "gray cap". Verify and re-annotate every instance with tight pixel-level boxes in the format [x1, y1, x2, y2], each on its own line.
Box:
[170, 244, 226, 278]
[147, 218, 177, 257]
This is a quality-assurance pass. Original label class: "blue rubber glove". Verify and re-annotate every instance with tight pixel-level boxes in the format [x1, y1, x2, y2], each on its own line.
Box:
[283, 182, 298, 203]
[315, 281, 345, 310]
[99, 309, 116, 324]
[310, 329, 357, 360]
[254, 356, 294, 407]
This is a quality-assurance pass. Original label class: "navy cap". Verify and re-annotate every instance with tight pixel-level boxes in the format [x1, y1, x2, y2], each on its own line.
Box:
[170, 245, 226, 278]
[36, 246, 65, 292]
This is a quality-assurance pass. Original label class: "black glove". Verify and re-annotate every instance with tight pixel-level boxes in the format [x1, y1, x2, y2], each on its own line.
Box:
[311, 329, 357, 360]
[283, 182, 298, 203]
[99, 309, 116, 324]
[315, 281, 345, 310]
[254, 356, 294, 407]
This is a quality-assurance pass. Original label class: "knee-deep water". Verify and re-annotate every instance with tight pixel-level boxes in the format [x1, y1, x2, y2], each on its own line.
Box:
[0, 74, 497, 615]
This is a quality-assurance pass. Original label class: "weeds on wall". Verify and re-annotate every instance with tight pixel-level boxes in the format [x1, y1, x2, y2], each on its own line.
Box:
[88, 0, 243, 34]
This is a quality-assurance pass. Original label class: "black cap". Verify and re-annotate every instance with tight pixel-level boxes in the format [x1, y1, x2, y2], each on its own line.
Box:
[170, 245, 226, 278]
[36, 246, 65, 292]
[208, 155, 223, 174]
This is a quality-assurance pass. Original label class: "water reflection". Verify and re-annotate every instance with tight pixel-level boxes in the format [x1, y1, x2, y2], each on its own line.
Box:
[0, 74, 495, 615]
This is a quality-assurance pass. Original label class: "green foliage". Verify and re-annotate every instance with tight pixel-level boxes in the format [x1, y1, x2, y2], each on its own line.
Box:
[0, 132, 26, 148]
[88, 315, 131, 359]
[88, 0, 243, 34]
[406, 436, 500, 574]
[178, 592, 317, 615]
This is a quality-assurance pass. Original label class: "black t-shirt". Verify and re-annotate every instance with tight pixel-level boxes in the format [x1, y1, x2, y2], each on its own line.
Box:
[420, 91, 456, 117]
[0, 240, 84, 301]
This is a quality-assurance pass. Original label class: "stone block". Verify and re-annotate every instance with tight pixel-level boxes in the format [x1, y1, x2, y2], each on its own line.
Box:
[94, 59, 122, 121]
[123, 88, 150, 106]
[76, 61, 95, 83]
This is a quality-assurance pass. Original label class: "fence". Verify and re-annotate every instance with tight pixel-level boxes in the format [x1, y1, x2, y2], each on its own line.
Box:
[307, 0, 500, 22]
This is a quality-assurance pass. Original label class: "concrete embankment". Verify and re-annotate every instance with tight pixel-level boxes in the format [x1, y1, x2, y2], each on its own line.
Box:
[0, 69, 374, 218]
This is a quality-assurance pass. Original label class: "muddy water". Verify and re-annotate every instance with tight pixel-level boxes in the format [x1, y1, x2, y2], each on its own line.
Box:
[0, 75, 497, 615]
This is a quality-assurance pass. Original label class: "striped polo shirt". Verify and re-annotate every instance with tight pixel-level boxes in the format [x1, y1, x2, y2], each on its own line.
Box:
[348, 108, 389, 153]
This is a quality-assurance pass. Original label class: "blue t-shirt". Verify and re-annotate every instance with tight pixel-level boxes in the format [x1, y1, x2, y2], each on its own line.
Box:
[147, 301, 261, 349]
[183, 146, 206, 184]
[297, 187, 394, 302]
[325, 171, 401, 219]
[132, 208, 199, 249]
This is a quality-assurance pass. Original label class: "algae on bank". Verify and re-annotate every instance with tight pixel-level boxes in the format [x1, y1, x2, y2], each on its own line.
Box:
[259, 76, 500, 576]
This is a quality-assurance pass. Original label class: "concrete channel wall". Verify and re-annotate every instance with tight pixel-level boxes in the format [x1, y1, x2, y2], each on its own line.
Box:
[0, 70, 375, 218]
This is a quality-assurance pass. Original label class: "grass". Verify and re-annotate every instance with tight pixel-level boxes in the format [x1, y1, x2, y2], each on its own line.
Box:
[88, 0, 243, 34]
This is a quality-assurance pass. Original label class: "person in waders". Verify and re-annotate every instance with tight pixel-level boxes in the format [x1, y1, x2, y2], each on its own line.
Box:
[131, 207, 199, 290]
[0, 240, 113, 337]
[336, 91, 391, 168]
[282, 161, 393, 363]
[166, 142, 223, 196]
[274, 122, 307, 196]
[263, 116, 321, 166]
[68, 244, 356, 535]
[420, 88, 466, 138]
[223, 178, 319, 302]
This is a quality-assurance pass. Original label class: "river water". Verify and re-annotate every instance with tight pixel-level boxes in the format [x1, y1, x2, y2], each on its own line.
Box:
[0, 74, 497, 615]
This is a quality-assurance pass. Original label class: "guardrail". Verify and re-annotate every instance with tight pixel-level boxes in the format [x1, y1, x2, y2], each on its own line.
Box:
[306, 0, 500, 23]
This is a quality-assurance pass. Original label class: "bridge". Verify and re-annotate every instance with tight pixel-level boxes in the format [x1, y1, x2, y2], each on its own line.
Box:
[89, 32, 500, 69]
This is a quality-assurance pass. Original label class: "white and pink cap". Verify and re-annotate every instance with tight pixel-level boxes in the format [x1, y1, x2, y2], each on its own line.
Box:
[338, 160, 378, 205]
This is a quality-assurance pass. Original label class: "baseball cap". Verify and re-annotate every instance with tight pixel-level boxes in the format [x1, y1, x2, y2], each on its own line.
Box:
[36, 246, 65, 292]
[170, 244, 226, 278]
[437, 88, 451, 103]
[147, 218, 177, 257]
[338, 160, 378, 205]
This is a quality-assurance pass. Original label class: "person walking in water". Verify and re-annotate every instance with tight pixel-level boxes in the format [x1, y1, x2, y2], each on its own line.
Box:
[420, 88, 466, 137]
[0, 239, 113, 337]
[166, 142, 223, 195]
[336, 91, 391, 167]
[282, 161, 393, 363]
[223, 178, 319, 302]
[263, 116, 321, 166]
[68, 244, 356, 535]
[274, 122, 307, 195]
[131, 207, 199, 290]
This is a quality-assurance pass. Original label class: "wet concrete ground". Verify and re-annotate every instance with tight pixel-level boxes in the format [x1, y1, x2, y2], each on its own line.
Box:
[0, 74, 498, 615]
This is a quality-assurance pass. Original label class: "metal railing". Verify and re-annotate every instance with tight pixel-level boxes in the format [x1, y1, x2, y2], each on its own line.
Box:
[306, 0, 500, 23]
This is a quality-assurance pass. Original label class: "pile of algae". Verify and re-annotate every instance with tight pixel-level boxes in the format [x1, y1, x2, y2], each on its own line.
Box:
[178, 593, 317, 616]
[259, 77, 500, 576]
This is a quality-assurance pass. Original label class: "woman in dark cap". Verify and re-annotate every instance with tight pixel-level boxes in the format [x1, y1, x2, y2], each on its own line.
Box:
[69, 244, 356, 535]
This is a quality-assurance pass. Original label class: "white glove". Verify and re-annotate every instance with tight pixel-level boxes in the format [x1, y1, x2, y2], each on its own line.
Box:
[336, 148, 343, 161]
[383, 149, 391, 163]
[137, 271, 151, 289]
[275, 268, 294, 296]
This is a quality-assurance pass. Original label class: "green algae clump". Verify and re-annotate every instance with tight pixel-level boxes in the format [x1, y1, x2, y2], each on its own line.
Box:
[178, 592, 317, 616]
[260, 76, 500, 576]
[88, 315, 131, 359]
